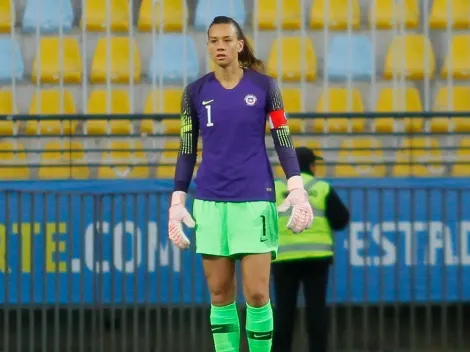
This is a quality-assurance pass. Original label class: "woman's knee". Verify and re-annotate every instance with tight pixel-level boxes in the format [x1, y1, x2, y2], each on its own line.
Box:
[203, 256, 236, 306]
[209, 278, 236, 305]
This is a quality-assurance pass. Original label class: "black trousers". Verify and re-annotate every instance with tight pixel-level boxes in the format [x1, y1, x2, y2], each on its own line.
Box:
[271, 258, 331, 352]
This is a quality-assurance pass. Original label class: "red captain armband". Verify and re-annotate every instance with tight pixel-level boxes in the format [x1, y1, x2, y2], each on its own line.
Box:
[267, 109, 287, 129]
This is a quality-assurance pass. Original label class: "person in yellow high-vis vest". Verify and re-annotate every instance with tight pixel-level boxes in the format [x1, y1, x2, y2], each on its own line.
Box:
[272, 147, 350, 352]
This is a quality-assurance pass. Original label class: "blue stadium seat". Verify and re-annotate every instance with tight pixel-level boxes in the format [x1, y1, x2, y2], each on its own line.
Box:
[326, 34, 373, 81]
[194, 0, 245, 31]
[22, 0, 74, 33]
[0, 39, 24, 83]
[148, 34, 199, 83]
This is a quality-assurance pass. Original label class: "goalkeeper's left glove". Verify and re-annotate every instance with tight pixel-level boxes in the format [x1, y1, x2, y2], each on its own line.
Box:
[168, 191, 195, 249]
[277, 175, 314, 234]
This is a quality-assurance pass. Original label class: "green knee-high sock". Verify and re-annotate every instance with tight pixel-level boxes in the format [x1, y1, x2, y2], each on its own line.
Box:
[210, 302, 240, 352]
[246, 301, 273, 352]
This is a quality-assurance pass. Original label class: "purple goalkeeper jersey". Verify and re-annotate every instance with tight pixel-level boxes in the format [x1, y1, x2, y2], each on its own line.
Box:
[174, 70, 300, 202]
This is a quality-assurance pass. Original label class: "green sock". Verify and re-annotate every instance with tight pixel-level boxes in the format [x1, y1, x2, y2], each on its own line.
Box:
[246, 301, 274, 352]
[210, 302, 240, 352]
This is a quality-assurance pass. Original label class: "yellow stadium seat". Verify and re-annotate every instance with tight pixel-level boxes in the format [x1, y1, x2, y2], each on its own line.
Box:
[310, 0, 360, 30]
[335, 138, 386, 177]
[32, 37, 81, 84]
[0, 1, 13, 32]
[392, 138, 445, 177]
[256, 0, 301, 30]
[91, 37, 141, 84]
[441, 35, 470, 79]
[156, 139, 179, 177]
[86, 90, 132, 135]
[431, 86, 470, 133]
[266, 37, 317, 82]
[0, 142, 29, 180]
[98, 141, 149, 179]
[26, 90, 78, 135]
[138, 0, 186, 32]
[313, 88, 366, 132]
[452, 138, 470, 176]
[374, 87, 423, 133]
[38, 141, 89, 179]
[0, 91, 18, 135]
[142, 89, 182, 134]
[81, 0, 130, 31]
[369, 0, 419, 29]
[384, 35, 435, 80]
[430, 0, 470, 29]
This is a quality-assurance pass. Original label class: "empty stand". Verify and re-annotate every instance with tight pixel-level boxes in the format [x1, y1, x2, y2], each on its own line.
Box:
[384, 35, 435, 80]
[98, 141, 149, 179]
[156, 139, 179, 177]
[32, 37, 82, 84]
[0, 141, 29, 180]
[0, 91, 18, 135]
[38, 141, 89, 179]
[441, 35, 470, 80]
[310, 0, 360, 30]
[326, 35, 373, 81]
[148, 35, 199, 83]
[369, 0, 419, 29]
[0, 39, 24, 83]
[142, 89, 182, 134]
[26, 90, 78, 135]
[452, 138, 470, 176]
[138, 0, 187, 32]
[91, 37, 141, 84]
[256, 0, 301, 30]
[393, 138, 445, 177]
[86, 90, 132, 135]
[430, 0, 470, 29]
[313, 88, 366, 133]
[282, 88, 303, 133]
[22, 0, 74, 33]
[0, 1, 14, 32]
[266, 37, 316, 81]
[374, 87, 423, 133]
[81, 0, 130, 32]
[432, 86, 470, 133]
[335, 138, 386, 177]
[194, 0, 245, 30]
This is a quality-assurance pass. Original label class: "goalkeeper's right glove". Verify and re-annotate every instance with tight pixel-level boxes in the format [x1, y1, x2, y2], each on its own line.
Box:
[168, 191, 195, 249]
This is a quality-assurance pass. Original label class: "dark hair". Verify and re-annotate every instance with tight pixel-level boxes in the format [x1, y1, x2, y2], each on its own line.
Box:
[208, 16, 264, 73]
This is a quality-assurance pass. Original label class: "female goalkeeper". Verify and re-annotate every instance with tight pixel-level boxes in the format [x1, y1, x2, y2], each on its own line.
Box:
[168, 16, 313, 352]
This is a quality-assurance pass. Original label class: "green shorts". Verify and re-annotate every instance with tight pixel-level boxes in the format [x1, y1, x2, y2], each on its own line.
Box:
[192, 200, 279, 259]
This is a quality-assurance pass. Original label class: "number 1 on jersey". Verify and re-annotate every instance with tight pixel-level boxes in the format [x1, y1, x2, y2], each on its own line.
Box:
[205, 105, 214, 127]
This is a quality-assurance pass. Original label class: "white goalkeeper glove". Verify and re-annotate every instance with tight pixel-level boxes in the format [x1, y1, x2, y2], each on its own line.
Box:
[168, 191, 195, 249]
[277, 175, 314, 234]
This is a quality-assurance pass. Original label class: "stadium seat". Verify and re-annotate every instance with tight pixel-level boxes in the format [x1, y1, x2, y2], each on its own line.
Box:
[22, 0, 74, 33]
[142, 89, 182, 134]
[310, 0, 360, 30]
[256, 0, 301, 30]
[156, 139, 179, 178]
[26, 90, 78, 135]
[0, 1, 14, 32]
[374, 87, 423, 133]
[335, 138, 386, 177]
[452, 138, 470, 176]
[313, 88, 366, 133]
[0, 91, 18, 135]
[392, 138, 445, 177]
[98, 141, 149, 179]
[32, 37, 82, 84]
[81, 0, 130, 32]
[326, 35, 373, 81]
[431, 86, 470, 133]
[430, 0, 470, 29]
[441, 35, 470, 79]
[0, 141, 29, 180]
[368, 0, 419, 29]
[86, 90, 132, 135]
[91, 37, 141, 84]
[148, 34, 199, 83]
[38, 141, 89, 179]
[138, 0, 187, 32]
[283, 88, 303, 133]
[0, 39, 24, 83]
[194, 0, 245, 30]
[384, 35, 435, 80]
[266, 37, 317, 81]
